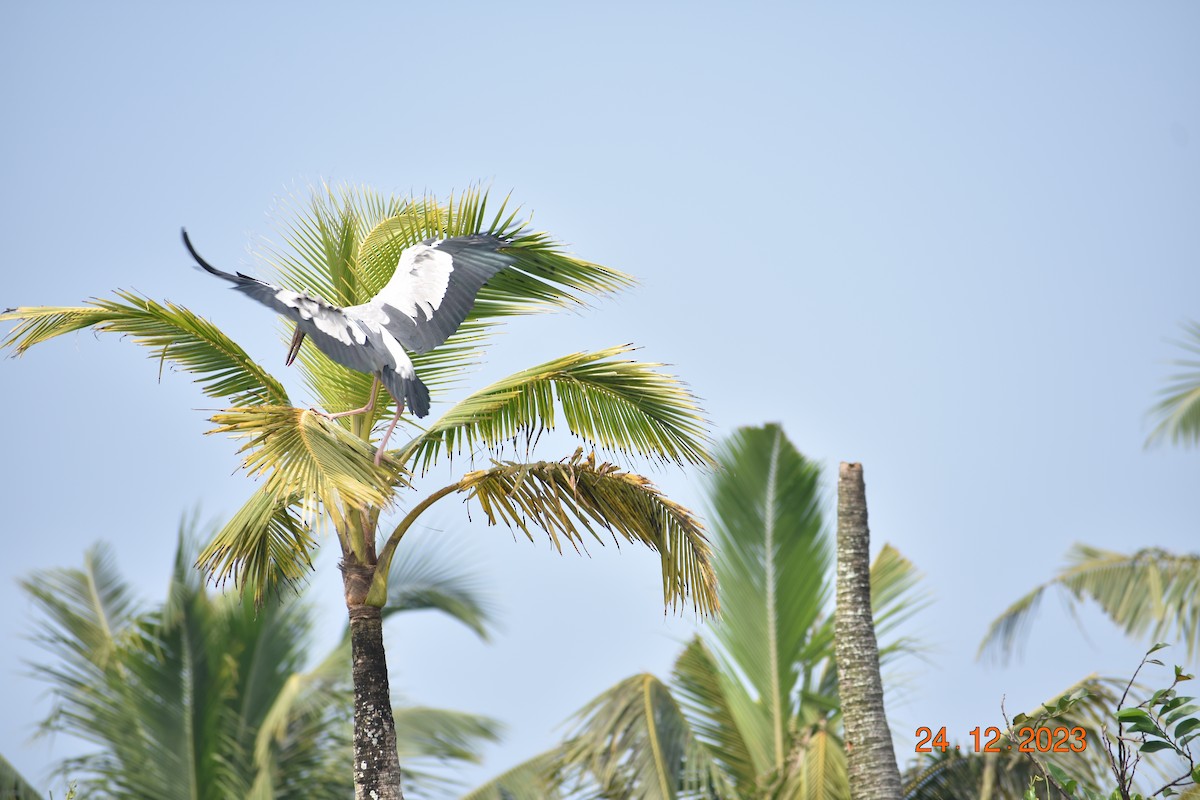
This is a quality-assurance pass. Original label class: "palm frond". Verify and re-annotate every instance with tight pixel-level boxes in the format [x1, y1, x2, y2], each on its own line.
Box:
[207, 404, 407, 515]
[385, 541, 496, 641]
[670, 637, 758, 795]
[20, 543, 140, 673]
[1147, 321, 1200, 447]
[392, 706, 501, 764]
[799, 727, 849, 800]
[194, 484, 317, 604]
[457, 450, 717, 615]
[1, 293, 288, 406]
[396, 346, 712, 473]
[24, 538, 238, 799]
[26, 523, 503, 799]
[768, 725, 848, 800]
[704, 424, 830, 772]
[978, 545, 1200, 664]
[459, 749, 566, 800]
[252, 667, 348, 776]
[561, 673, 738, 800]
[265, 183, 376, 306]
[867, 544, 931, 660]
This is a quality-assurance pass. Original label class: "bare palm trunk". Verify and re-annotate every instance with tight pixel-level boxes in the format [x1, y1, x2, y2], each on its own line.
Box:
[344, 562, 404, 800]
[834, 462, 903, 800]
[979, 750, 998, 800]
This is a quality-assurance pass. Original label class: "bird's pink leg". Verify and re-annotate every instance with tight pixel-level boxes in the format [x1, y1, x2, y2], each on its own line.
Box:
[311, 377, 380, 420]
[374, 400, 406, 466]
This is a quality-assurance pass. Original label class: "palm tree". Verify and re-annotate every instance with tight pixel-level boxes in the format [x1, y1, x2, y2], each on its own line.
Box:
[12, 518, 500, 799]
[834, 462, 903, 799]
[464, 424, 927, 800]
[1, 186, 719, 800]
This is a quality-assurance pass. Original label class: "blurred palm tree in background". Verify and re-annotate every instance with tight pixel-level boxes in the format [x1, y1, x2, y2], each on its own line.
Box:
[463, 424, 928, 800]
[1, 518, 499, 800]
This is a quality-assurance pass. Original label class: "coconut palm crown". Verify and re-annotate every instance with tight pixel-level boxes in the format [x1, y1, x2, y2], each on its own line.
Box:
[2, 185, 719, 799]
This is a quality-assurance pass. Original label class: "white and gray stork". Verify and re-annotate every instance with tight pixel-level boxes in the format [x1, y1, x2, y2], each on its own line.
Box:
[182, 229, 513, 458]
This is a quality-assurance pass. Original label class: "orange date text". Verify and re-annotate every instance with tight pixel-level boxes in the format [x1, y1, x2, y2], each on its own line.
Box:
[914, 726, 1087, 753]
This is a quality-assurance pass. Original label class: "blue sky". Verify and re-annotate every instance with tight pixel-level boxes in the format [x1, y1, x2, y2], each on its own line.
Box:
[2, 2, 1197, 795]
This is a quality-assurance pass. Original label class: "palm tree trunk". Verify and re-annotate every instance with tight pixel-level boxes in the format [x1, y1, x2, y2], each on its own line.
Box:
[979, 750, 998, 800]
[344, 562, 405, 800]
[834, 462, 903, 800]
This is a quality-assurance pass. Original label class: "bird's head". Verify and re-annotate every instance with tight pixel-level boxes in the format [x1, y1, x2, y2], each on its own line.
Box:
[285, 326, 305, 366]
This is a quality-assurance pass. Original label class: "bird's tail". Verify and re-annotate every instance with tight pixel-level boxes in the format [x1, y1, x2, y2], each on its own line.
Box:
[380, 365, 431, 418]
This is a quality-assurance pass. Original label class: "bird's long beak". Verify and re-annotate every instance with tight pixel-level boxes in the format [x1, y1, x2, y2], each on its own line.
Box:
[285, 327, 305, 366]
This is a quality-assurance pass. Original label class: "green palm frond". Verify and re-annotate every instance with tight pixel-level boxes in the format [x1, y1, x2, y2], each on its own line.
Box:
[252, 666, 348, 777]
[865, 544, 931, 660]
[561, 673, 738, 800]
[208, 404, 406, 513]
[392, 707, 501, 765]
[456, 450, 717, 615]
[24, 537, 244, 799]
[1148, 321, 1200, 447]
[20, 543, 140, 673]
[0, 753, 44, 800]
[266, 184, 377, 306]
[459, 749, 566, 800]
[26, 524, 502, 799]
[385, 542, 496, 641]
[396, 346, 712, 473]
[766, 725, 848, 800]
[705, 424, 830, 773]
[978, 545, 1200, 664]
[194, 484, 317, 604]
[799, 727, 849, 800]
[1, 292, 288, 406]
[670, 637, 757, 795]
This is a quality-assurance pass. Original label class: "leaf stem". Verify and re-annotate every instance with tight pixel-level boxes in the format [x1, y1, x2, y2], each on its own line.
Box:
[365, 480, 464, 606]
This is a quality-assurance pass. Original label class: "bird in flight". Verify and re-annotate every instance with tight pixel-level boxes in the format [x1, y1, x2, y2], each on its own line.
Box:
[182, 228, 514, 459]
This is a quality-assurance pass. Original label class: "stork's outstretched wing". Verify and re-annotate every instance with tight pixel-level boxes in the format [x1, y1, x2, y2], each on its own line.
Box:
[182, 228, 332, 317]
[183, 228, 437, 421]
[354, 234, 514, 354]
[182, 228, 374, 355]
